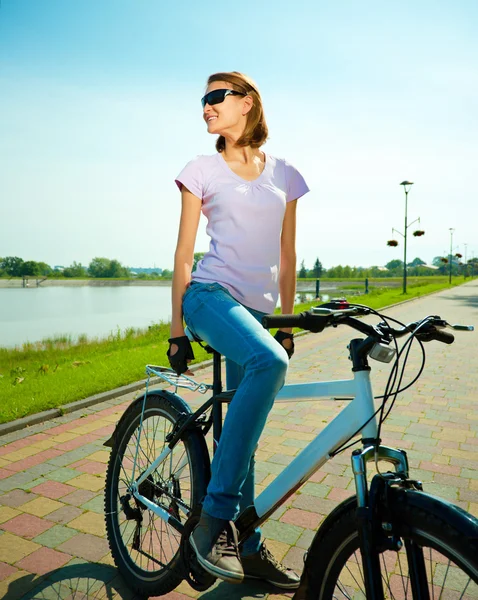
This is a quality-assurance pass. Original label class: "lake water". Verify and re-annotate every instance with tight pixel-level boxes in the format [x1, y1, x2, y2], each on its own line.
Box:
[0, 286, 174, 348]
[0, 286, 318, 348]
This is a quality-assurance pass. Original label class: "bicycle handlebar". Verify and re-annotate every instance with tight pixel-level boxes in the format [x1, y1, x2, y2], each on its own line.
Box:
[262, 305, 464, 346]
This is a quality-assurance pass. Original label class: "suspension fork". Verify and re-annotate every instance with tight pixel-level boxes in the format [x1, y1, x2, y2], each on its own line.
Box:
[351, 445, 410, 600]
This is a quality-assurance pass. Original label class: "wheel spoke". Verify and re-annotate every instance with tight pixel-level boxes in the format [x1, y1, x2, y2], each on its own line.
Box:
[329, 521, 476, 600]
[105, 404, 198, 581]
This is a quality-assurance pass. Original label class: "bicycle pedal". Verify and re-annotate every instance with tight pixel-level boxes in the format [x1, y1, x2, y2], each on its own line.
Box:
[179, 511, 216, 592]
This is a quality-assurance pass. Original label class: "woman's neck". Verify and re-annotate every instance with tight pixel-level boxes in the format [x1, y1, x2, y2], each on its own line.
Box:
[222, 143, 263, 165]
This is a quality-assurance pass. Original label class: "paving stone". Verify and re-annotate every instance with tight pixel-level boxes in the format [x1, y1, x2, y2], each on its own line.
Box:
[84, 450, 110, 464]
[61, 489, 97, 506]
[66, 473, 105, 492]
[0, 568, 44, 599]
[283, 545, 306, 574]
[31, 480, 77, 499]
[0, 471, 40, 492]
[261, 520, 303, 545]
[328, 487, 353, 502]
[1, 513, 53, 539]
[0, 532, 40, 563]
[267, 454, 294, 466]
[19, 497, 64, 517]
[0, 506, 21, 524]
[292, 494, 338, 516]
[296, 527, 317, 550]
[280, 508, 322, 530]
[68, 511, 106, 537]
[44, 467, 83, 483]
[80, 494, 104, 514]
[301, 482, 331, 498]
[73, 460, 107, 475]
[57, 533, 110, 562]
[44, 505, 84, 525]
[32, 524, 78, 548]
[16, 546, 72, 575]
[0, 561, 17, 583]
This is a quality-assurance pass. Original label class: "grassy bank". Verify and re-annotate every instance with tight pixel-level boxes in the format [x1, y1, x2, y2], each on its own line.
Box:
[0, 277, 470, 424]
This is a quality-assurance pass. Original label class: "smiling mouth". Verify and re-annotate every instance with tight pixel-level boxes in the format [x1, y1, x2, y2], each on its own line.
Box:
[207, 117, 217, 123]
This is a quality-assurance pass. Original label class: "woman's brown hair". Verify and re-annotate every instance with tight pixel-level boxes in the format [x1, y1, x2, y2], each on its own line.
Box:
[206, 71, 269, 152]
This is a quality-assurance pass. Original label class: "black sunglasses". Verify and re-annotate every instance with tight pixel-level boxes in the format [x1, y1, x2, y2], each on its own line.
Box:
[201, 88, 246, 109]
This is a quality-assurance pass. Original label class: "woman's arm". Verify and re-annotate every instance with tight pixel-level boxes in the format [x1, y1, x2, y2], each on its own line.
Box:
[170, 187, 202, 338]
[278, 199, 298, 334]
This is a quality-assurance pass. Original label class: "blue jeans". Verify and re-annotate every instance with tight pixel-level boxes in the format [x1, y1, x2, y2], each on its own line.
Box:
[182, 281, 289, 554]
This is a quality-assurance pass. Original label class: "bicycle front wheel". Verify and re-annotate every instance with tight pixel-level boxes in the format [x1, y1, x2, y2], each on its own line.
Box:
[295, 491, 478, 600]
[104, 391, 210, 598]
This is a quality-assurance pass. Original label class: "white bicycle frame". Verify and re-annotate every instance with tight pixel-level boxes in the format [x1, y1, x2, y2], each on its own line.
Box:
[129, 369, 383, 526]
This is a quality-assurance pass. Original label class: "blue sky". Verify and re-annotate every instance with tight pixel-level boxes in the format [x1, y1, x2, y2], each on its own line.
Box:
[1, 0, 477, 270]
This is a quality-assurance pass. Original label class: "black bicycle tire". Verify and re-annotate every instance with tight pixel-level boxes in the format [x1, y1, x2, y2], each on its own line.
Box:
[104, 391, 210, 598]
[294, 491, 478, 600]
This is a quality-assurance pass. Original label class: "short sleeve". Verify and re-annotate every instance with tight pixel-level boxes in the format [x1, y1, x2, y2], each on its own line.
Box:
[284, 160, 309, 202]
[175, 156, 204, 200]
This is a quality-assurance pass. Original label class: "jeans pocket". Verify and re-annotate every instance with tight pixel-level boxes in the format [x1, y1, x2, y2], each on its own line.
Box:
[182, 283, 204, 325]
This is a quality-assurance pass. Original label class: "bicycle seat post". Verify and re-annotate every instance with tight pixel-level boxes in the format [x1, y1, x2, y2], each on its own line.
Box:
[212, 350, 223, 454]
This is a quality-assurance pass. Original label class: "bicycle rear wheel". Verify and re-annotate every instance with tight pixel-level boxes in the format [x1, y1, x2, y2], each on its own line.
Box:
[104, 391, 210, 598]
[294, 491, 478, 600]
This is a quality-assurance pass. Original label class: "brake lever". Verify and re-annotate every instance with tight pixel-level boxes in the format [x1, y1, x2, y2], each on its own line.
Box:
[447, 323, 474, 331]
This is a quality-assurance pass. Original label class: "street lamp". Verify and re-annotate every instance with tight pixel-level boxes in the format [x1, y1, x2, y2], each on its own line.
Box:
[392, 181, 416, 294]
[449, 228, 455, 284]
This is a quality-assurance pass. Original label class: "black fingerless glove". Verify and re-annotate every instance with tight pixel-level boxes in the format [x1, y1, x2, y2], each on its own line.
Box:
[167, 336, 195, 375]
[274, 330, 295, 359]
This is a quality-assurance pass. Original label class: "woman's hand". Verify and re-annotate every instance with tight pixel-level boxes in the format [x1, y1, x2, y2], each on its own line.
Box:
[167, 336, 195, 375]
[274, 330, 295, 359]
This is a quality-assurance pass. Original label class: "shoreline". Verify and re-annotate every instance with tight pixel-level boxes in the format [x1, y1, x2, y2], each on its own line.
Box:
[0, 278, 173, 288]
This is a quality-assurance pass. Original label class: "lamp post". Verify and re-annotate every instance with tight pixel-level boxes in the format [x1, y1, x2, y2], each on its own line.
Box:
[394, 181, 415, 294]
[449, 228, 455, 284]
[464, 243, 468, 279]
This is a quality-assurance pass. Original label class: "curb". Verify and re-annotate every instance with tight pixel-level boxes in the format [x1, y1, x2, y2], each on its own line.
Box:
[0, 283, 466, 438]
[0, 358, 215, 438]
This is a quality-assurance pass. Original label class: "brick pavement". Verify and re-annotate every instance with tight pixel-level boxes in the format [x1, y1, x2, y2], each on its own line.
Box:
[0, 282, 477, 599]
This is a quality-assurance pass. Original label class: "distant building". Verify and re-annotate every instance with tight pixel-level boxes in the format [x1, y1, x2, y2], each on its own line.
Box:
[130, 267, 163, 275]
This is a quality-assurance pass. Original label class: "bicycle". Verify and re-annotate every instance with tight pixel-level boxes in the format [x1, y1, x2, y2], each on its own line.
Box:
[103, 300, 478, 599]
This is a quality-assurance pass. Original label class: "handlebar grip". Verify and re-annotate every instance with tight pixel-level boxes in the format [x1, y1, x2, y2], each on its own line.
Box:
[433, 329, 455, 345]
[262, 314, 305, 329]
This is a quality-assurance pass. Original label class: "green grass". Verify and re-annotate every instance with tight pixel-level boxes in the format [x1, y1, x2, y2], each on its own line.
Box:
[0, 277, 470, 424]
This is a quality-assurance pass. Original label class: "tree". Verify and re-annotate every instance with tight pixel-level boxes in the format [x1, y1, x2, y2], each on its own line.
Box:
[0, 256, 24, 277]
[408, 257, 426, 267]
[63, 262, 87, 278]
[36, 262, 52, 276]
[108, 259, 129, 278]
[385, 259, 404, 271]
[21, 261, 42, 276]
[298, 260, 307, 278]
[88, 257, 129, 278]
[312, 258, 323, 278]
[193, 252, 206, 272]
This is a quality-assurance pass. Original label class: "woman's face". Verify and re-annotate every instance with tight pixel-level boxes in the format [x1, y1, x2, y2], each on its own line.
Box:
[202, 80, 251, 136]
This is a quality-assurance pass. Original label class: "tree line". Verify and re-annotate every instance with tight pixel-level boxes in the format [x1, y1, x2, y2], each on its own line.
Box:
[0, 256, 167, 279]
[298, 256, 478, 278]
[2, 254, 476, 281]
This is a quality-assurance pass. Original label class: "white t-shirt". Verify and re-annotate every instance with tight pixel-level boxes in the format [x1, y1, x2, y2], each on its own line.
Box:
[175, 152, 309, 313]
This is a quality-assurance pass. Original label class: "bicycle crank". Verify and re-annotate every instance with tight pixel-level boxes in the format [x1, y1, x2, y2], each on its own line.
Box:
[180, 509, 217, 592]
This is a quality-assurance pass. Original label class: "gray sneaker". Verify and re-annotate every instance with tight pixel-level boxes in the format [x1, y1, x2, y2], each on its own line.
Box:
[190, 513, 244, 584]
[241, 543, 301, 589]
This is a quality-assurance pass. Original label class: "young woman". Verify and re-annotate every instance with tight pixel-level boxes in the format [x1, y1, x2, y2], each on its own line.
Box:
[168, 71, 309, 589]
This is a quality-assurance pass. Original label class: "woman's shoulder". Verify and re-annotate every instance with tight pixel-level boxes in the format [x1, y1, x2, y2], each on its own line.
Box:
[183, 153, 219, 167]
[266, 154, 302, 175]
